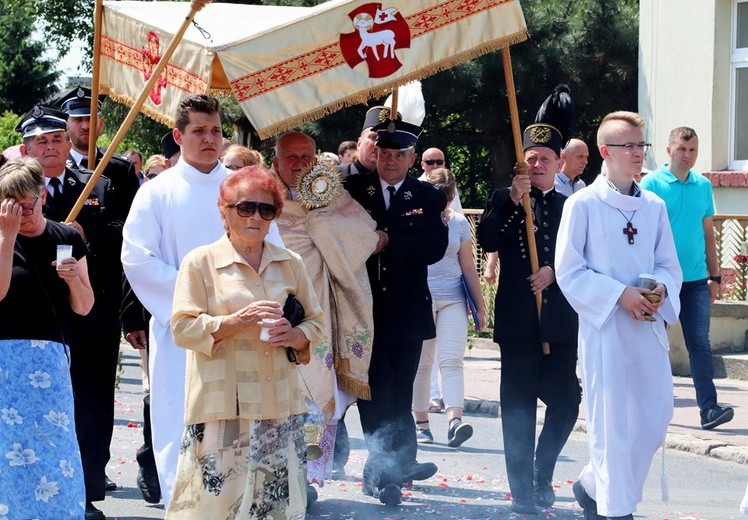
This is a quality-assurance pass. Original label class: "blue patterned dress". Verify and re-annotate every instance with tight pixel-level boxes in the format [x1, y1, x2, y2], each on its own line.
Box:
[0, 222, 88, 519]
[0, 339, 86, 519]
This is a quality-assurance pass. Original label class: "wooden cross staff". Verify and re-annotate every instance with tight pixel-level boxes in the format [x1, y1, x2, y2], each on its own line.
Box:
[501, 47, 550, 355]
[65, 0, 213, 223]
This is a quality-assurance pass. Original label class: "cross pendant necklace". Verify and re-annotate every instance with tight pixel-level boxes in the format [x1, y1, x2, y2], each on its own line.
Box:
[618, 209, 637, 244]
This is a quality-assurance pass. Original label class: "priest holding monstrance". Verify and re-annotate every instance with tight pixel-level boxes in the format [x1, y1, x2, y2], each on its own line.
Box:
[477, 85, 581, 515]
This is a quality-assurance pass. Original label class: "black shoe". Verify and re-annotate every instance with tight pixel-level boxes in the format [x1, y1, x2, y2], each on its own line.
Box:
[307, 485, 318, 507]
[137, 467, 161, 504]
[573, 480, 604, 520]
[447, 419, 473, 448]
[379, 483, 402, 506]
[331, 463, 346, 480]
[533, 480, 556, 508]
[512, 497, 540, 515]
[402, 461, 437, 482]
[701, 404, 734, 430]
[104, 475, 117, 492]
[362, 479, 377, 497]
[85, 502, 106, 520]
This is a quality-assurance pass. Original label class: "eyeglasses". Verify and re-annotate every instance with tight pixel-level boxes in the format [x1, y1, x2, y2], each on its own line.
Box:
[20, 196, 40, 216]
[224, 164, 243, 171]
[227, 201, 277, 220]
[606, 143, 651, 153]
[145, 172, 159, 180]
[423, 159, 445, 166]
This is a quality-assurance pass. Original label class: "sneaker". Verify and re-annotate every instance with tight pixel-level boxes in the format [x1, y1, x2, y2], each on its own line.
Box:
[447, 419, 473, 448]
[416, 428, 434, 444]
[701, 404, 734, 430]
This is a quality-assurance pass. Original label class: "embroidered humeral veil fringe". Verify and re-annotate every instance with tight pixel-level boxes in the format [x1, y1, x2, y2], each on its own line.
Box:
[276, 190, 378, 421]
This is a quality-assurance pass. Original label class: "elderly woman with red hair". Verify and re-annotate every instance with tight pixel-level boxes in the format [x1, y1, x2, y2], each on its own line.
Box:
[167, 166, 324, 519]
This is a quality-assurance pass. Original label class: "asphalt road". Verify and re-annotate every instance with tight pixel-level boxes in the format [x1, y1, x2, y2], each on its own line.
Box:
[99, 350, 748, 520]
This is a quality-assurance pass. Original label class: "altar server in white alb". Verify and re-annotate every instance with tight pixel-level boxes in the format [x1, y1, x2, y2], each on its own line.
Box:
[121, 94, 281, 506]
[555, 111, 682, 520]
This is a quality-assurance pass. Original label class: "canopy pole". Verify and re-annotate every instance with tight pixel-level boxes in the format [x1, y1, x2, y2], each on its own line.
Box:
[501, 46, 550, 355]
[87, 0, 103, 169]
[389, 89, 399, 120]
[66, 0, 213, 223]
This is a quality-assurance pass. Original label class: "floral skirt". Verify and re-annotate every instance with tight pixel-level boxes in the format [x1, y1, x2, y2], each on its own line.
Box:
[0, 339, 85, 520]
[167, 414, 307, 520]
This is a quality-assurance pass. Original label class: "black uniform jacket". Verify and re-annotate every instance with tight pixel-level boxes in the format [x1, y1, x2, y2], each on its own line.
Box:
[477, 187, 578, 345]
[43, 167, 124, 310]
[68, 148, 138, 221]
[336, 159, 369, 180]
[345, 172, 449, 345]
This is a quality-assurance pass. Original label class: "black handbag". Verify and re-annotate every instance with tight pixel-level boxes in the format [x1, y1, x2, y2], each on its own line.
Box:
[283, 294, 308, 364]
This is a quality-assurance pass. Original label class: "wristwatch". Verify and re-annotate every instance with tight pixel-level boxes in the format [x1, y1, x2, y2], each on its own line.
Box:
[708, 276, 722, 284]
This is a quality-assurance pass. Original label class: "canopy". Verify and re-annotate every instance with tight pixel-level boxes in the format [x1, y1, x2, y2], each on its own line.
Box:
[100, 0, 527, 138]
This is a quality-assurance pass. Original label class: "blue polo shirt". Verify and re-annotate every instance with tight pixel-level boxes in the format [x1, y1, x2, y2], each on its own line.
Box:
[641, 164, 715, 282]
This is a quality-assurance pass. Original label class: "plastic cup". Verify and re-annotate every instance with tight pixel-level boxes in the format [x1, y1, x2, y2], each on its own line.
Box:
[259, 319, 276, 341]
[636, 273, 658, 321]
[637, 273, 657, 290]
[56, 244, 73, 270]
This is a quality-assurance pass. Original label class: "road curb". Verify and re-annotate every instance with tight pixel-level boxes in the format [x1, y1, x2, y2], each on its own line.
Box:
[464, 397, 748, 466]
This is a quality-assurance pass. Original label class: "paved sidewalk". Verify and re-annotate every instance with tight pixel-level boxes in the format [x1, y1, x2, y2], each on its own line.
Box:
[462, 343, 748, 465]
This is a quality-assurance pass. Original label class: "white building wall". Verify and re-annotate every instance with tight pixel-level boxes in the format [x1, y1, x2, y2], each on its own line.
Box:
[639, 0, 731, 171]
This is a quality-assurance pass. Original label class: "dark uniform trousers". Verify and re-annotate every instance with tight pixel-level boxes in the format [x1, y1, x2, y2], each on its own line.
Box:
[345, 172, 448, 490]
[44, 167, 127, 502]
[477, 186, 581, 501]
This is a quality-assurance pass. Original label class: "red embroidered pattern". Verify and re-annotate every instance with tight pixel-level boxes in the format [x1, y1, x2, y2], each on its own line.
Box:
[231, 0, 514, 101]
[101, 35, 209, 94]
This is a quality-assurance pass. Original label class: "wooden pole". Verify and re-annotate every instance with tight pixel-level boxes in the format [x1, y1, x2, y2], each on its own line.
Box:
[501, 46, 550, 355]
[87, 0, 104, 169]
[66, 0, 212, 223]
[389, 89, 399, 120]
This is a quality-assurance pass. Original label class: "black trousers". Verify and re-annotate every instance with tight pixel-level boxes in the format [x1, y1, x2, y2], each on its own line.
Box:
[70, 304, 120, 502]
[357, 339, 422, 490]
[498, 339, 581, 500]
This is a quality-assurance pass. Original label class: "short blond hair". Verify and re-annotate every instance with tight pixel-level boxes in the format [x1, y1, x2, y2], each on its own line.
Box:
[424, 167, 456, 202]
[0, 157, 45, 200]
[222, 144, 262, 167]
[143, 154, 169, 175]
[597, 111, 644, 148]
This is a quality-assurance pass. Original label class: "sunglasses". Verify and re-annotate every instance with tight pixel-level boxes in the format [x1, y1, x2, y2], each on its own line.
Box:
[224, 164, 243, 171]
[227, 201, 277, 220]
[145, 172, 159, 180]
[423, 159, 445, 166]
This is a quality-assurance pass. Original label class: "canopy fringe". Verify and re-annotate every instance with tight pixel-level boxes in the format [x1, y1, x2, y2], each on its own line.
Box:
[101, 87, 177, 127]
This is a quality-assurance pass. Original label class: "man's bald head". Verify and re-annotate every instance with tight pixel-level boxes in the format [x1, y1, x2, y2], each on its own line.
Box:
[421, 147, 445, 174]
[560, 138, 589, 179]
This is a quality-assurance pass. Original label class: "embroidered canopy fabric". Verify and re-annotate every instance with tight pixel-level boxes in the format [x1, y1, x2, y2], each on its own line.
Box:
[100, 0, 527, 139]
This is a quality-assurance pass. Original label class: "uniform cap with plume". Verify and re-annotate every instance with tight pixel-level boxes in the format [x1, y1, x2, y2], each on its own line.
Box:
[522, 84, 575, 156]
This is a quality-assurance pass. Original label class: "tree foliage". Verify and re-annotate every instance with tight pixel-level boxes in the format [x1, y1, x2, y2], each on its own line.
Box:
[0, 4, 60, 115]
[0, 112, 22, 152]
